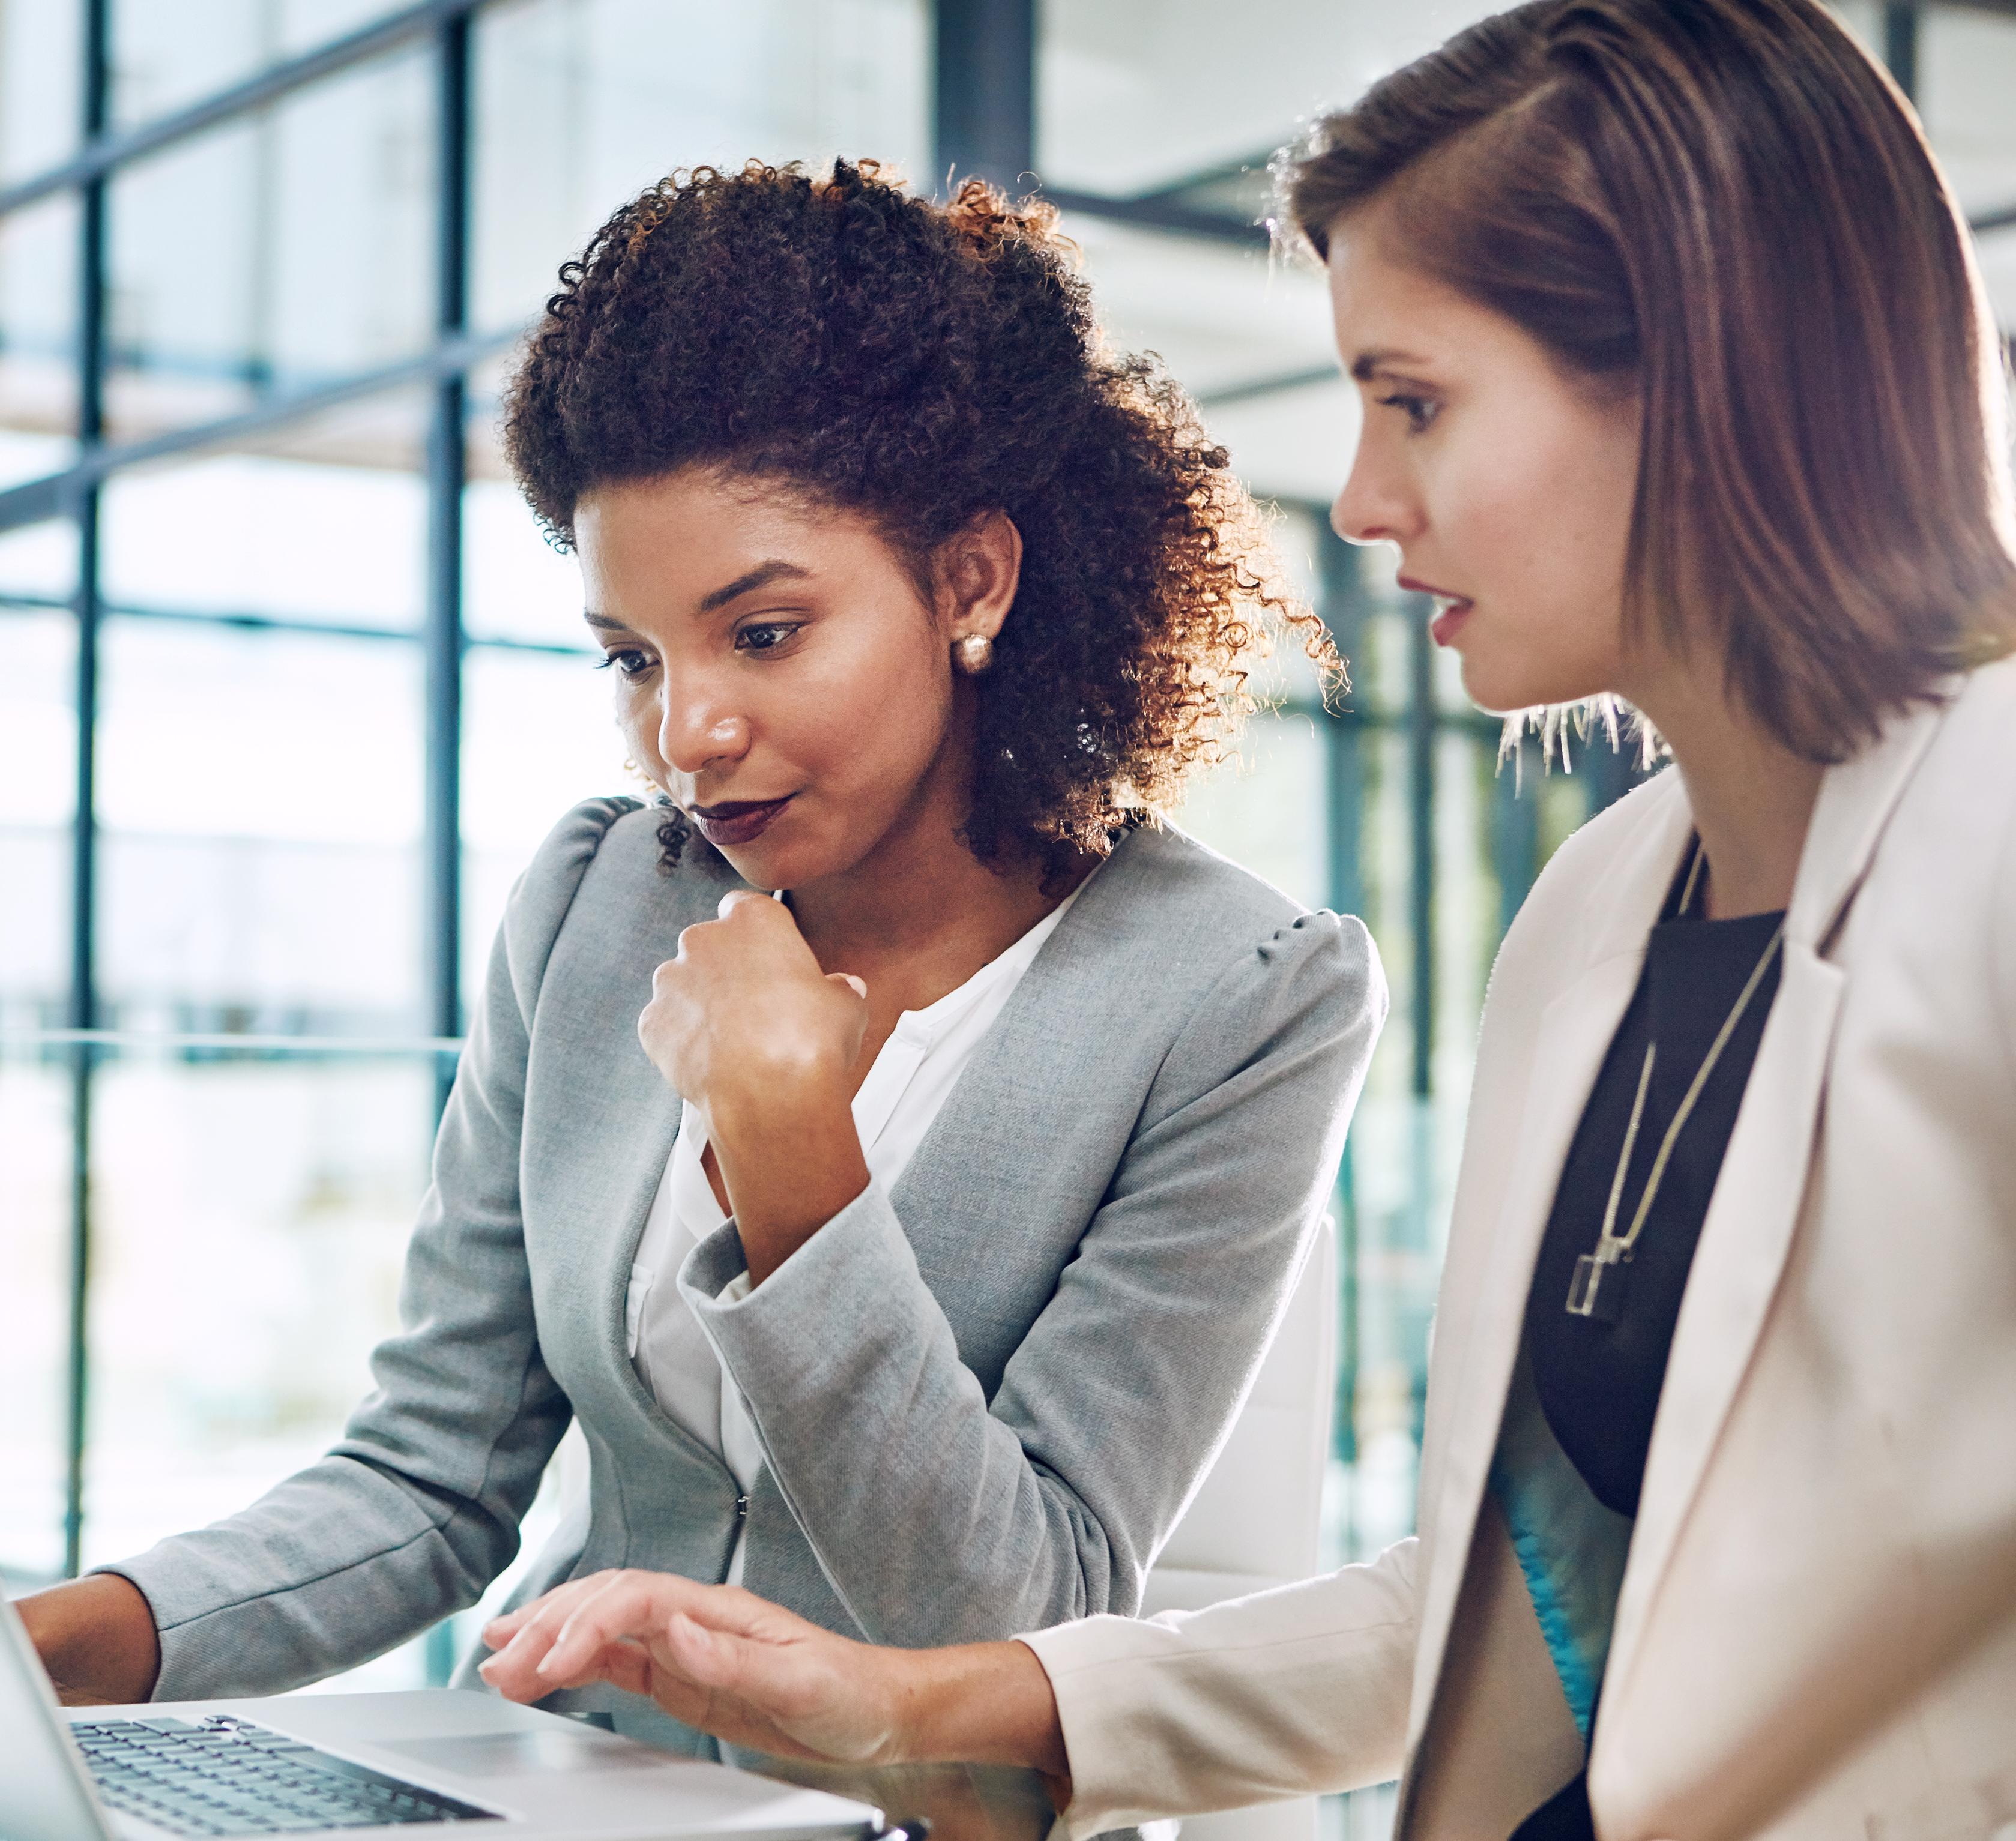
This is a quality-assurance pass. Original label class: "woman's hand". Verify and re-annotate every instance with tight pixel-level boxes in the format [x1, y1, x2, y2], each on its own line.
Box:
[639, 892, 872, 1281]
[478, 1570, 1070, 1786]
[640, 890, 867, 1117]
[481, 1570, 905, 1763]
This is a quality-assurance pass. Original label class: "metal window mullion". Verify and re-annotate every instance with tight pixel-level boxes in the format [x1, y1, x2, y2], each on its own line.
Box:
[1405, 595, 1435, 1106]
[63, 0, 112, 1584]
[932, 0, 1036, 193]
[418, 4, 472, 1692]
[1884, 3, 1921, 106]
[424, 11, 469, 1099]
[1491, 732, 1538, 943]
[1318, 529, 1366, 1500]
[0, 325, 523, 540]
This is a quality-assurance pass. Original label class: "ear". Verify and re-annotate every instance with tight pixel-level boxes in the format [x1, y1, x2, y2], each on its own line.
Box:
[936, 510, 1023, 643]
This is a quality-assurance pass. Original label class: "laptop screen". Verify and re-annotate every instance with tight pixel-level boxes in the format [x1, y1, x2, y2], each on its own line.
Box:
[0, 1589, 119, 1841]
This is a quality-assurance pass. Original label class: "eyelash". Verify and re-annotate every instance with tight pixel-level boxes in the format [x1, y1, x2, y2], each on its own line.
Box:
[1376, 391, 1440, 433]
[593, 622, 802, 679]
[734, 621, 801, 653]
[593, 648, 654, 681]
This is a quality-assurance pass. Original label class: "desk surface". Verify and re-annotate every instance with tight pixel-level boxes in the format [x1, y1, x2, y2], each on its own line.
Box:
[741, 1751, 1058, 1840]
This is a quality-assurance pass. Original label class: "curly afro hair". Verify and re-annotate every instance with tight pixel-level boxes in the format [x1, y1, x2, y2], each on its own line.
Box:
[504, 157, 1331, 877]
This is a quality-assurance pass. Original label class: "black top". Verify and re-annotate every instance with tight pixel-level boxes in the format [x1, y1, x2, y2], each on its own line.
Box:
[1508, 849, 1784, 1841]
[1524, 854, 1784, 1517]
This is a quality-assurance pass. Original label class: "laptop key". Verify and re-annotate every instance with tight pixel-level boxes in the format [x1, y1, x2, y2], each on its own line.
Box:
[79, 1717, 499, 1833]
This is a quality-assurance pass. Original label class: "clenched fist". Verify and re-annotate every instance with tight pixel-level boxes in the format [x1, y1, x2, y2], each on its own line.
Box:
[639, 891, 874, 1283]
[639, 890, 869, 1125]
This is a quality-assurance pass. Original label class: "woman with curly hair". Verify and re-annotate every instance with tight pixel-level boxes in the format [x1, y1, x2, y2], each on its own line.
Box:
[23, 159, 1384, 1755]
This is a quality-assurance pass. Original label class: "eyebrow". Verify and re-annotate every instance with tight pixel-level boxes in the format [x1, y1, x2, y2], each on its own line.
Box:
[1349, 348, 1433, 382]
[581, 558, 813, 633]
[698, 559, 813, 613]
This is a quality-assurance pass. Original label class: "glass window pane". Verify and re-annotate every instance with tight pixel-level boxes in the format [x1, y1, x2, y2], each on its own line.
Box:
[95, 396, 430, 1036]
[461, 646, 630, 1011]
[1045, 210, 1345, 510]
[464, 372, 582, 646]
[1171, 712, 1329, 912]
[0, 1037, 70, 1585]
[1037, 0, 1499, 197]
[472, 0, 931, 336]
[106, 49, 434, 442]
[100, 387, 429, 631]
[461, 388, 629, 1007]
[0, 511, 77, 627]
[0, 195, 80, 487]
[0, 0, 80, 184]
[79, 1046, 433, 1574]
[111, 0, 418, 129]
[97, 618, 424, 1033]
[0, 521, 75, 1587]
[1922, 7, 2016, 329]
[0, 601, 76, 1016]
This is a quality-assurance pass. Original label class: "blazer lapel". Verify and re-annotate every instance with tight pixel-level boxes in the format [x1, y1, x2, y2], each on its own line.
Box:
[524, 842, 738, 1420]
[1405, 779, 1694, 1761]
[1602, 695, 1954, 1704]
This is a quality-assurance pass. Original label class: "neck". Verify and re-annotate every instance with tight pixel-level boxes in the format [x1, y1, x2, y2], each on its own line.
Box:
[1627, 663, 1824, 921]
[789, 818, 1056, 972]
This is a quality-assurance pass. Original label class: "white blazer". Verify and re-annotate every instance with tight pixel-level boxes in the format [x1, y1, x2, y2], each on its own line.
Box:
[1026, 657, 2016, 1841]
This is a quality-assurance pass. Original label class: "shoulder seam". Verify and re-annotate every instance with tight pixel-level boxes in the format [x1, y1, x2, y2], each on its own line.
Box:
[509, 796, 648, 1025]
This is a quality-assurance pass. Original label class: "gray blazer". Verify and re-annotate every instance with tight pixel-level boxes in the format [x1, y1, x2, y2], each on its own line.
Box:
[111, 798, 1384, 1752]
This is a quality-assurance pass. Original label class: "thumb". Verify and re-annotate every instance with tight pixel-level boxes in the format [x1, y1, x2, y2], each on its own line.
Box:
[662, 1610, 758, 1693]
[827, 972, 868, 999]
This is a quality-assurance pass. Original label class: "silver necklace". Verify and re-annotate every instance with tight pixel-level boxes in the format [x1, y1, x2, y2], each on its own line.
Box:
[1565, 849, 1785, 1322]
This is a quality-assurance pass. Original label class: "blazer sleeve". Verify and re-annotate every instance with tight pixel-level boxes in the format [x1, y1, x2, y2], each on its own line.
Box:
[99, 799, 633, 1699]
[1021, 1537, 1420, 1838]
[679, 910, 1385, 1645]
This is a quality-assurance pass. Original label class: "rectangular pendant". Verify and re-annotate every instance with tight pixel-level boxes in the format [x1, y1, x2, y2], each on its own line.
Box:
[1566, 1253, 1625, 1324]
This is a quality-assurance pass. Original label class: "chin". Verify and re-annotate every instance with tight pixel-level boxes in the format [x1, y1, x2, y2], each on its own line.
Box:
[1457, 649, 1610, 721]
[708, 840, 787, 893]
[713, 830, 859, 896]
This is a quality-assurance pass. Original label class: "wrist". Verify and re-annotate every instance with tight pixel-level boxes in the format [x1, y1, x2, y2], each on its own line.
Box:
[19, 1573, 162, 1705]
[890, 1641, 1069, 1779]
[707, 1079, 870, 1286]
[705, 1065, 851, 1157]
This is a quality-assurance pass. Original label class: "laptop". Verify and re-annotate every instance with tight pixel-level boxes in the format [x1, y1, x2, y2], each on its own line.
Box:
[1, 1592, 889, 1840]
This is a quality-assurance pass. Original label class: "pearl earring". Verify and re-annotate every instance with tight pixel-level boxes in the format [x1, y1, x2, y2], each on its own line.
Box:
[953, 633, 995, 676]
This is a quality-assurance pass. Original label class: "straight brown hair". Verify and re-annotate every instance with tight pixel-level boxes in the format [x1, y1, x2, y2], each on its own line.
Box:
[1280, 0, 2016, 762]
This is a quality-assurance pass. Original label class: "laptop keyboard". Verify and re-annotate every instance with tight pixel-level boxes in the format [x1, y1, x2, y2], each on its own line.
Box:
[69, 1714, 501, 1834]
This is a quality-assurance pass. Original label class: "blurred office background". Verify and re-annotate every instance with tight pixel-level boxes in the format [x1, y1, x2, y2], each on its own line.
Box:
[2, 1, 2012, 1825]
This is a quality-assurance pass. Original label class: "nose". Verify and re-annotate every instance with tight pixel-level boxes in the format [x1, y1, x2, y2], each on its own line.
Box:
[1330, 435, 1421, 549]
[657, 682, 750, 779]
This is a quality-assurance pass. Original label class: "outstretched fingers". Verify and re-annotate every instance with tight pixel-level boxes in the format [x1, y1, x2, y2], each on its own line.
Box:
[480, 1571, 770, 1701]
[477, 1570, 905, 1768]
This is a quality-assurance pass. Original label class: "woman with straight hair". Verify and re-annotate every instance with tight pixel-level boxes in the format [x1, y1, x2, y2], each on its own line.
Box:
[20, 161, 1383, 1760]
[478, 3, 2016, 1836]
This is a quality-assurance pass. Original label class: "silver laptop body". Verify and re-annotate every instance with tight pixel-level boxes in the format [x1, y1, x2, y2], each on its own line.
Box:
[1, 1595, 883, 1841]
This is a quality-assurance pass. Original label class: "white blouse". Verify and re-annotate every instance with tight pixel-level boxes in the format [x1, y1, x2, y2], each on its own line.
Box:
[623, 878, 1089, 1582]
